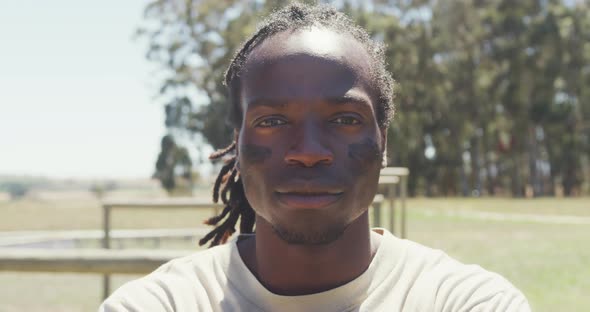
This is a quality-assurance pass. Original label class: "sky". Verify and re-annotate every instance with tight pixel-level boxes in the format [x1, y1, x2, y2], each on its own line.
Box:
[0, 0, 167, 179]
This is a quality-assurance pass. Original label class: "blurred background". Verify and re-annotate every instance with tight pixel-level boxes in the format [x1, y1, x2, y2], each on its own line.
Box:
[0, 0, 588, 311]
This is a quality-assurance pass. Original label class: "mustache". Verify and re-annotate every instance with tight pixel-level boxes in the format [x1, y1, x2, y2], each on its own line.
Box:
[276, 166, 346, 180]
[272, 167, 347, 193]
[275, 179, 344, 194]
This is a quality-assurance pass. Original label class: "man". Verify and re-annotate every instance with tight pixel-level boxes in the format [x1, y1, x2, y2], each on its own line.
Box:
[100, 3, 530, 311]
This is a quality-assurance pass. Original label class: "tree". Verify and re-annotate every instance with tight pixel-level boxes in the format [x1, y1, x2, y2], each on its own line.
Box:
[140, 0, 589, 197]
[0, 182, 29, 200]
[153, 134, 193, 195]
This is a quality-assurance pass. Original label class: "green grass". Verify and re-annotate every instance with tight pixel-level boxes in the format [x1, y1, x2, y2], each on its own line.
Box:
[0, 190, 215, 231]
[0, 273, 140, 312]
[0, 193, 588, 311]
[381, 198, 590, 312]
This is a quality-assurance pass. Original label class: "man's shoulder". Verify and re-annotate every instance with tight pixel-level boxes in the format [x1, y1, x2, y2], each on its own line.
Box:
[99, 242, 233, 312]
[139, 240, 232, 282]
[395, 238, 530, 311]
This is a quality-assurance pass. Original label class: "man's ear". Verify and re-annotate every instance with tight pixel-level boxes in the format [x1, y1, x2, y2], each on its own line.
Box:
[379, 127, 388, 168]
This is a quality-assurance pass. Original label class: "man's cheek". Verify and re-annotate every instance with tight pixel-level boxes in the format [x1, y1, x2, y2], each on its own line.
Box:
[240, 143, 272, 166]
[239, 143, 276, 187]
[347, 138, 381, 178]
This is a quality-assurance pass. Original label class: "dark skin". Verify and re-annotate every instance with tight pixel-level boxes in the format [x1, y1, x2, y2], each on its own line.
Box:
[236, 27, 387, 296]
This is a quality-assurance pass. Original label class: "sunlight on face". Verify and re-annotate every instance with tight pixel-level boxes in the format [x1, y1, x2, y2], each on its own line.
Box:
[295, 27, 345, 56]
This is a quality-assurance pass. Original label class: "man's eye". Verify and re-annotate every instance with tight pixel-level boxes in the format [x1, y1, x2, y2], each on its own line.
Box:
[331, 116, 361, 125]
[256, 118, 287, 128]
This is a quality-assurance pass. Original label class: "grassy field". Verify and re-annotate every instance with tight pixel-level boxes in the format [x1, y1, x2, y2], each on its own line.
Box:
[0, 192, 588, 311]
[402, 198, 590, 312]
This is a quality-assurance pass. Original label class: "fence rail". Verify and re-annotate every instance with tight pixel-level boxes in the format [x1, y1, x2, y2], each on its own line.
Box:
[0, 228, 210, 248]
[0, 167, 409, 301]
[0, 248, 191, 274]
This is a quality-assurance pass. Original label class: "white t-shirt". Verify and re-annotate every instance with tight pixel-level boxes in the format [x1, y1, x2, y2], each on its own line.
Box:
[100, 229, 530, 312]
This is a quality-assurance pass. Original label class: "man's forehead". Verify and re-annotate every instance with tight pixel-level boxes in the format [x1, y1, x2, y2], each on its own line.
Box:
[239, 27, 376, 110]
[243, 27, 372, 78]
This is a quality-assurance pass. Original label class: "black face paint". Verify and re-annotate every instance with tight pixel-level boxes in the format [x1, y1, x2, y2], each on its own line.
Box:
[347, 138, 381, 176]
[241, 144, 272, 165]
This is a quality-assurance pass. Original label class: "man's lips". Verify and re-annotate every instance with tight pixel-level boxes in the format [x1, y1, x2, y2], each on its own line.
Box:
[275, 191, 344, 209]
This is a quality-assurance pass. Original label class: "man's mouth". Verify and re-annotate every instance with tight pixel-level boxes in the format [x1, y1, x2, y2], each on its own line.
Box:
[275, 191, 344, 209]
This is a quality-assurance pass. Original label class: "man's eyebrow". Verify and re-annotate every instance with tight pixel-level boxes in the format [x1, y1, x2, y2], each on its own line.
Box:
[245, 94, 372, 109]
[245, 98, 288, 109]
[326, 94, 373, 107]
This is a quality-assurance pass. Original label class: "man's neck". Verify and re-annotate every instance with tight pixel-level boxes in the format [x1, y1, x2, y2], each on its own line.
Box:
[237, 212, 380, 296]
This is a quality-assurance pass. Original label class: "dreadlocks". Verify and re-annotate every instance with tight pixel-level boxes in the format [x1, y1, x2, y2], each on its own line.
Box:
[199, 2, 395, 247]
[199, 140, 256, 247]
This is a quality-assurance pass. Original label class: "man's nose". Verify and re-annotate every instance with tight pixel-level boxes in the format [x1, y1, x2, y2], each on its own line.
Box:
[284, 122, 333, 167]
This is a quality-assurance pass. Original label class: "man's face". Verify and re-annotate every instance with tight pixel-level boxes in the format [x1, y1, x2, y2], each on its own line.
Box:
[237, 27, 385, 245]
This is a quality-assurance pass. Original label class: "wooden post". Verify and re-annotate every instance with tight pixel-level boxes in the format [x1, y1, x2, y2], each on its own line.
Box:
[372, 195, 383, 227]
[102, 204, 111, 300]
[400, 175, 408, 239]
[98, 199, 223, 300]
[380, 167, 409, 238]
[102, 205, 111, 249]
[388, 183, 396, 235]
[378, 175, 399, 234]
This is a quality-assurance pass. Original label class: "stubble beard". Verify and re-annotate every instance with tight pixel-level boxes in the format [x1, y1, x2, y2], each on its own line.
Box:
[270, 221, 349, 245]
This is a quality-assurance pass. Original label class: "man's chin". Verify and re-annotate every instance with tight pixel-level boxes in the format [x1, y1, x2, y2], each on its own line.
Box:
[271, 223, 348, 245]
